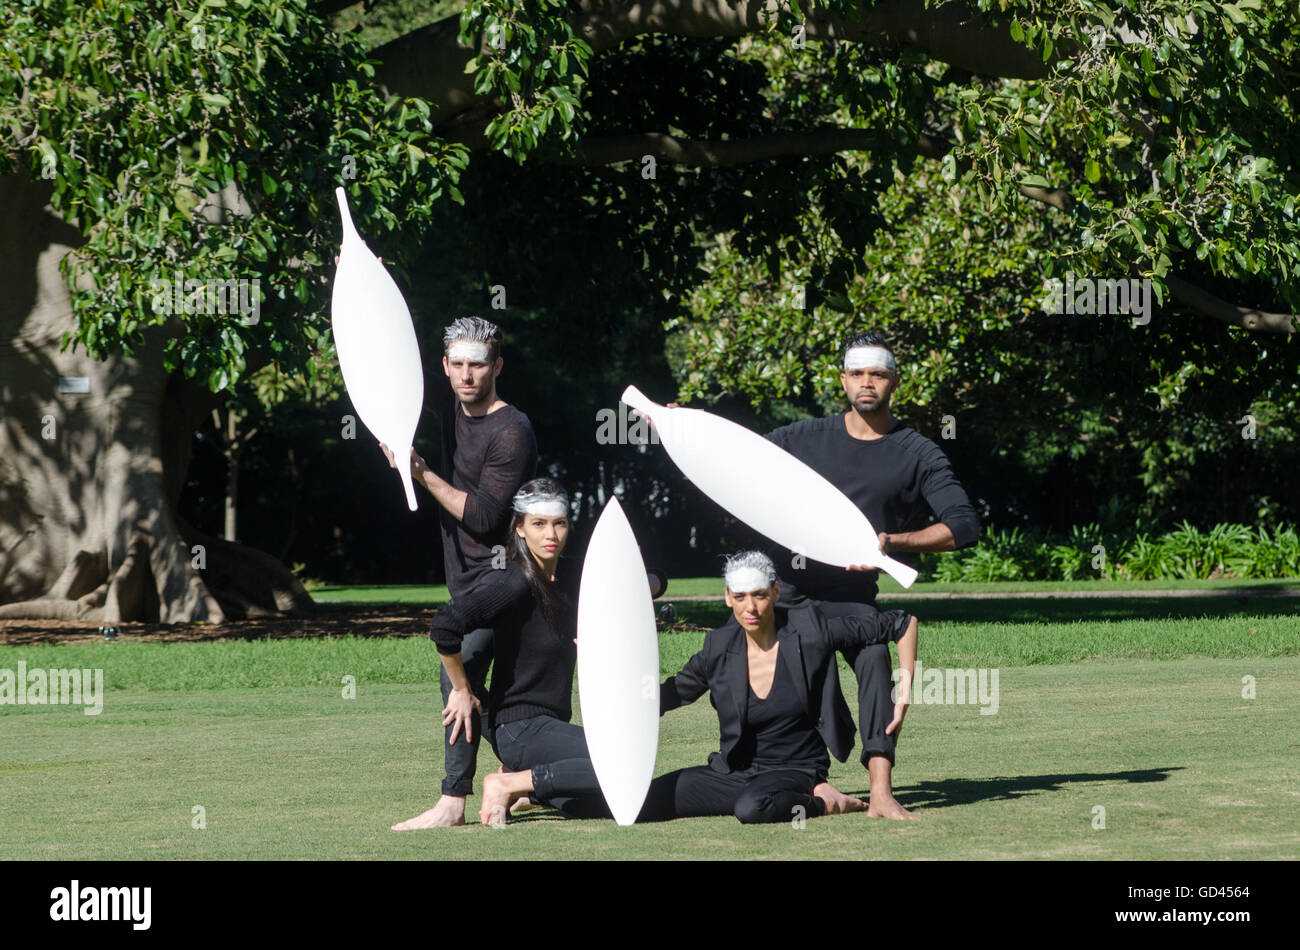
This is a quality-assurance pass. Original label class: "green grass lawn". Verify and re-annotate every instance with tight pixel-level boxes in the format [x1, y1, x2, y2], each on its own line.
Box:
[311, 575, 1300, 604]
[871, 576, 1300, 595]
[2, 609, 1298, 859]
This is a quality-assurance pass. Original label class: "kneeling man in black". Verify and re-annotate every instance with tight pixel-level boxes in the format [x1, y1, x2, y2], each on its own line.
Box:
[637, 550, 918, 823]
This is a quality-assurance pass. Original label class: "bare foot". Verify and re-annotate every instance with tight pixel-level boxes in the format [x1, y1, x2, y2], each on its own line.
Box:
[813, 781, 868, 816]
[498, 767, 538, 815]
[480, 773, 524, 827]
[866, 793, 918, 820]
[391, 794, 467, 830]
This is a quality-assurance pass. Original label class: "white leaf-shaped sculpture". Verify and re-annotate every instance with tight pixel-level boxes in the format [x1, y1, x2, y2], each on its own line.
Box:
[331, 187, 424, 511]
[576, 497, 660, 826]
[621, 385, 919, 588]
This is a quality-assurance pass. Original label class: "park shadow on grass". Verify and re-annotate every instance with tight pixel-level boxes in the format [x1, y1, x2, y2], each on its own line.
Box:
[664, 596, 1300, 631]
[7, 592, 1293, 647]
[913, 597, 1300, 626]
[460, 767, 1183, 825]
[844, 767, 1184, 811]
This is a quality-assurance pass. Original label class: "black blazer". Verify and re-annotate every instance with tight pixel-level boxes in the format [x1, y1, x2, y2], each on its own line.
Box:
[659, 602, 911, 773]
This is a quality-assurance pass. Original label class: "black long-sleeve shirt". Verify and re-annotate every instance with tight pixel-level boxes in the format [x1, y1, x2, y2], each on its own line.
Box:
[430, 562, 576, 728]
[765, 415, 979, 601]
[436, 385, 538, 599]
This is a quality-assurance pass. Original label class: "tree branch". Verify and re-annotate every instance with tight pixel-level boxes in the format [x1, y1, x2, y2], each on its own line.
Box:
[375, 0, 1047, 122]
[374, 2, 1295, 337]
[1018, 184, 1072, 211]
[1166, 276, 1295, 334]
[1014, 186, 1295, 334]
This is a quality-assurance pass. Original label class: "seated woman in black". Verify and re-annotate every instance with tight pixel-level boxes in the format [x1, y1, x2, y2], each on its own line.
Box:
[637, 550, 918, 823]
[434, 477, 662, 827]
[479, 549, 918, 825]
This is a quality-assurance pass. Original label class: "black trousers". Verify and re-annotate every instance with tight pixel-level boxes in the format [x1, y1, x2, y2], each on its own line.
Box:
[487, 714, 601, 813]
[637, 763, 827, 824]
[778, 583, 898, 766]
[489, 714, 828, 824]
[439, 626, 493, 796]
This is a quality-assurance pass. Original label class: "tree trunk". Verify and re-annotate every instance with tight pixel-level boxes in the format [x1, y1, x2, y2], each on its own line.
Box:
[0, 172, 315, 623]
[225, 453, 239, 543]
[222, 408, 240, 543]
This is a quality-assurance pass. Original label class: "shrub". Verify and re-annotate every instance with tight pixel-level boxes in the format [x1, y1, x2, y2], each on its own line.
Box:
[918, 522, 1297, 583]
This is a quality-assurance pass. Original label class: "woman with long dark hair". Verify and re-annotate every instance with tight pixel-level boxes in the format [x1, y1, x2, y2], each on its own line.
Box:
[430, 477, 618, 826]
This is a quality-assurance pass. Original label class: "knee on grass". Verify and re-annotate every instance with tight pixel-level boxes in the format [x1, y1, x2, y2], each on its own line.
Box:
[733, 790, 784, 824]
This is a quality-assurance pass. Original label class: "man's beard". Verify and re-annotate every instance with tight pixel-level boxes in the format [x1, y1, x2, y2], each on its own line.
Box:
[852, 391, 890, 414]
[455, 381, 491, 406]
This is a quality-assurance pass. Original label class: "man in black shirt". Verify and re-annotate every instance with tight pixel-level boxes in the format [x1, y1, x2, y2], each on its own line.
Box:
[385, 316, 538, 829]
[765, 331, 979, 819]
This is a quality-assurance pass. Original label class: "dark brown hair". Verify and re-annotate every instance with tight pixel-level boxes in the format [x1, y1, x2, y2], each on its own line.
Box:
[507, 477, 571, 636]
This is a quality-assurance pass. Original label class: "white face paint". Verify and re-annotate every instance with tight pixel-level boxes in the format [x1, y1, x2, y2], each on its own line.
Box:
[447, 341, 490, 364]
[843, 345, 897, 373]
[514, 497, 568, 517]
[724, 567, 773, 595]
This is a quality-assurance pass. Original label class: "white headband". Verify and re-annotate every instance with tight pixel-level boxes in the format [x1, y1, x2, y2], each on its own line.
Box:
[844, 345, 897, 373]
[513, 493, 568, 517]
[725, 567, 772, 594]
[448, 341, 490, 363]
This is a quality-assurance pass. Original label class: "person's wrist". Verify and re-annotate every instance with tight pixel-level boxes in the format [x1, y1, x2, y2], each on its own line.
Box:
[896, 673, 912, 703]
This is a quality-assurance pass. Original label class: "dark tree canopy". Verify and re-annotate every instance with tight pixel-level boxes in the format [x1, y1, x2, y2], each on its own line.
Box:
[2, 0, 1297, 608]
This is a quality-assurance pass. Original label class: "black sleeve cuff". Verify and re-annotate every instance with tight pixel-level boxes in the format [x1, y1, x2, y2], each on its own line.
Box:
[429, 612, 464, 654]
[883, 610, 914, 642]
[432, 637, 461, 655]
[659, 678, 682, 715]
[944, 512, 981, 550]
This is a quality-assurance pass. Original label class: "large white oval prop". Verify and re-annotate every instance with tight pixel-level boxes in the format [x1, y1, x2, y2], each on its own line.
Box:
[331, 187, 424, 511]
[620, 386, 919, 588]
[577, 496, 660, 825]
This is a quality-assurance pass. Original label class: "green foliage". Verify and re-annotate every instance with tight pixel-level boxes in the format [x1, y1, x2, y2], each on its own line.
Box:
[1, 0, 469, 395]
[659, 1, 1299, 528]
[924, 521, 1300, 581]
[962, 0, 1300, 296]
[459, 0, 592, 160]
[5, 0, 1298, 578]
[671, 1, 1300, 404]
[288, 561, 325, 592]
[1241, 525, 1300, 578]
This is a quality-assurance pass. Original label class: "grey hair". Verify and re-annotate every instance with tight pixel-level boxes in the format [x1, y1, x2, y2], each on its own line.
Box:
[443, 316, 503, 360]
[722, 550, 777, 589]
[512, 479, 569, 516]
